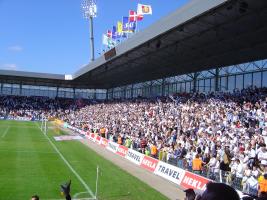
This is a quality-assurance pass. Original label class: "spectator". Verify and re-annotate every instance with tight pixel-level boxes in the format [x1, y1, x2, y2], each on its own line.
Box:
[1, 86, 267, 197]
[199, 182, 239, 200]
[192, 154, 203, 174]
[31, 195, 39, 200]
[258, 173, 267, 196]
[183, 188, 196, 200]
[150, 143, 158, 158]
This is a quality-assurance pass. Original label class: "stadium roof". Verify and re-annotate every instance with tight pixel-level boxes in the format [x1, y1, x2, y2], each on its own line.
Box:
[1, 0, 267, 89]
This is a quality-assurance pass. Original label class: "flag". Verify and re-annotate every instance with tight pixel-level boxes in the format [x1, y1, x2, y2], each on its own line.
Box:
[117, 21, 123, 33]
[112, 26, 117, 40]
[129, 10, 143, 22]
[107, 30, 112, 38]
[122, 17, 136, 32]
[137, 4, 152, 15]
[117, 21, 127, 38]
[102, 34, 109, 45]
[114, 24, 127, 38]
[103, 33, 116, 47]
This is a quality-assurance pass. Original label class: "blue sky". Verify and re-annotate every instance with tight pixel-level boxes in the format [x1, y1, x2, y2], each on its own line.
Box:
[0, 0, 189, 74]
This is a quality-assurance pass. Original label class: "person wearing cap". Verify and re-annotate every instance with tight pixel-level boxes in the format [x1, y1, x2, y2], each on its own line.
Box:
[183, 188, 196, 200]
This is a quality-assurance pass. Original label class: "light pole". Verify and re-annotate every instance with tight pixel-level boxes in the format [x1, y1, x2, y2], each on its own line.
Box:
[81, 0, 97, 62]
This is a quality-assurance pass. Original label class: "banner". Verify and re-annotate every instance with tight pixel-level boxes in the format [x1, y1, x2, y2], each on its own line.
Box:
[117, 21, 123, 33]
[102, 34, 110, 46]
[125, 148, 144, 165]
[95, 135, 102, 144]
[129, 10, 143, 22]
[122, 17, 136, 32]
[137, 4, 152, 15]
[112, 26, 118, 40]
[80, 130, 86, 135]
[116, 23, 127, 38]
[107, 30, 112, 38]
[54, 135, 83, 141]
[106, 141, 119, 153]
[180, 171, 210, 191]
[116, 145, 128, 157]
[154, 161, 185, 185]
[140, 156, 159, 172]
[100, 138, 109, 147]
[89, 133, 96, 142]
[103, 34, 116, 47]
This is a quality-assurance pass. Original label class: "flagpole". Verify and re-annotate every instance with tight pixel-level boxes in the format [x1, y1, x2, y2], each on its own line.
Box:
[136, 19, 138, 33]
[128, 12, 131, 38]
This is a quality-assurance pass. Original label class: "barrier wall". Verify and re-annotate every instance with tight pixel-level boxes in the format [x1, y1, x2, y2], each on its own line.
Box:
[66, 124, 211, 192]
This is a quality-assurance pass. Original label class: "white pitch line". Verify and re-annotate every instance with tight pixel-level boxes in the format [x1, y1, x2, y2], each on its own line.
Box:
[35, 122, 95, 198]
[73, 192, 90, 198]
[1, 126, 10, 138]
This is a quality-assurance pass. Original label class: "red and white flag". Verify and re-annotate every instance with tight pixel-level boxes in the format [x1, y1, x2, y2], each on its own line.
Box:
[107, 30, 112, 38]
[137, 4, 152, 15]
[129, 10, 143, 22]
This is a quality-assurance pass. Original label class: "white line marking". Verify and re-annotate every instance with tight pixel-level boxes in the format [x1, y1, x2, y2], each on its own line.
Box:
[35, 122, 95, 198]
[1, 126, 10, 138]
[73, 192, 90, 198]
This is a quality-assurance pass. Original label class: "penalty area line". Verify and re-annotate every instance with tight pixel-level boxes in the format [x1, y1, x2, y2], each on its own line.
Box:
[35, 122, 95, 198]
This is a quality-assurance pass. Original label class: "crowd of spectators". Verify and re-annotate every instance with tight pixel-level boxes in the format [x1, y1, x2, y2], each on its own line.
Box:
[1, 86, 267, 198]
[0, 96, 77, 120]
[63, 86, 267, 198]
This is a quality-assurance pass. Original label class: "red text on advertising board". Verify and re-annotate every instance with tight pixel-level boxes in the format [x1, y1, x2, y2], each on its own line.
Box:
[181, 171, 210, 191]
[141, 156, 159, 172]
[95, 135, 101, 143]
[101, 138, 108, 147]
[116, 145, 128, 157]
[90, 133, 95, 140]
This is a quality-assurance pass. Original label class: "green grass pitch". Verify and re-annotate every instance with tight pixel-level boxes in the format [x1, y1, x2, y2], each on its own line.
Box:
[0, 120, 168, 200]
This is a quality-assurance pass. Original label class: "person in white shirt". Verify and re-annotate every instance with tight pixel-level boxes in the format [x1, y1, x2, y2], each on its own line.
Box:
[236, 159, 244, 179]
[246, 173, 259, 197]
[208, 155, 220, 181]
[242, 167, 252, 194]
[258, 145, 267, 163]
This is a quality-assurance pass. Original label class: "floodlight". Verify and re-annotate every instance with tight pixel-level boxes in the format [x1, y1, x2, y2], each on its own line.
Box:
[81, 0, 97, 62]
[82, 0, 97, 18]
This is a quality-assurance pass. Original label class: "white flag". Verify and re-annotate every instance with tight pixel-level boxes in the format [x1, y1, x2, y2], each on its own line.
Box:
[102, 34, 116, 47]
[102, 34, 109, 45]
[137, 4, 152, 15]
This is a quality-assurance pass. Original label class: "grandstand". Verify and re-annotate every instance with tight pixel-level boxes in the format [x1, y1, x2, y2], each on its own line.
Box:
[1, 0, 267, 199]
[0, 0, 267, 98]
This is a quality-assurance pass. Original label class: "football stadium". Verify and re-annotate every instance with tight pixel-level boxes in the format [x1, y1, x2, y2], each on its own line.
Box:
[1, 0, 267, 199]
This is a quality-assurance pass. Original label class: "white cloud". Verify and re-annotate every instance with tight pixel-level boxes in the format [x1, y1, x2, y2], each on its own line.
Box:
[0, 63, 18, 70]
[8, 45, 23, 52]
